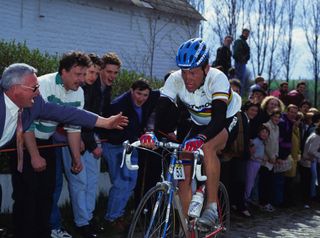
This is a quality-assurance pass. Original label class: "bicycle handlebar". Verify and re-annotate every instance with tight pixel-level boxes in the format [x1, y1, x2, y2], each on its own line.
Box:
[121, 140, 207, 181]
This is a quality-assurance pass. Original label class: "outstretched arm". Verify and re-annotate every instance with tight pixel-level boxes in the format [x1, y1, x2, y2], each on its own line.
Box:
[95, 112, 129, 130]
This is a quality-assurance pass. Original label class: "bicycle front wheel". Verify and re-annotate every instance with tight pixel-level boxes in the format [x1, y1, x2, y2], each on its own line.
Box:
[128, 183, 179, 238]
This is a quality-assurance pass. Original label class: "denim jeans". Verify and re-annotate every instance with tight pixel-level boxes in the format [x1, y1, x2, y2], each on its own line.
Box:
[235, 62, 248, 95]
[62, 149, 101, 227]
[102, 142, 138, 221]
[310, 160, 317, 198]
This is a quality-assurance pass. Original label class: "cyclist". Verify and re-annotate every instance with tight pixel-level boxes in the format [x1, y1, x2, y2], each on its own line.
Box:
[140, 38, 241, 228]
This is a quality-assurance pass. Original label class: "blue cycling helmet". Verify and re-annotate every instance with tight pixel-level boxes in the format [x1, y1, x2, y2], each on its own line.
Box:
[176, 38, 209, 69]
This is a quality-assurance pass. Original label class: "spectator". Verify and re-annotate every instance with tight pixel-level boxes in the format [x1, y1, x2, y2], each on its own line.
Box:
[309, 113, 320, 201]
[229, 78, 241, 95]
[262, 81, 269, 93]
[21, 52, 91, 238]
[273, 104, 298, 207]
[228, 67, 236, 79]
[301, 112, 320, 153]
[98, 52, 122, 118]
[299, 100, 312, 115]
[260, 109, 281, 212]
[72, 53, 105, 237]
[39, 52, 95, 238]
[287, 81, 306, 107]
[249, 88, 268, 139]
[300, 123, 320, 208]
[226, 101, 259, 218]
[103, 79, 160, 233]
[259, 96, 285, 124]
[213, 35, 233, 76]
[250, 88, 267, 105]
[233, 28, 250, 94]
[271, 82, 289, 106]
[249, 76, 265, 99]
[245, 125, 270, 206]
[284, 111, 303, 206]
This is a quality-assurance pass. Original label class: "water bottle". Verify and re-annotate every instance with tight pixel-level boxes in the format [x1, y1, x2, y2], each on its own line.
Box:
[188, 185, 205, 218]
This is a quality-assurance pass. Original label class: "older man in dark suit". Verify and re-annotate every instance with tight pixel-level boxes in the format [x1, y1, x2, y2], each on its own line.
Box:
[0, 63, 128, 237]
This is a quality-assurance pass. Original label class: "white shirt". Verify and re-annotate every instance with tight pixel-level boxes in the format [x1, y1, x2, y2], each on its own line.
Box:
[0, 94, 20, 147]
[29, 72, 84, 139]
[160, 68, 242, 125]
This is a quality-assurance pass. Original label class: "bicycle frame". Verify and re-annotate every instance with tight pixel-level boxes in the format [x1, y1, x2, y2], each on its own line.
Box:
[125, 140, 230, 238]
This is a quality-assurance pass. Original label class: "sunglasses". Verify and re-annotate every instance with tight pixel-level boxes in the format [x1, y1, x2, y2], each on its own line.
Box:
[18, 84, 40, 93]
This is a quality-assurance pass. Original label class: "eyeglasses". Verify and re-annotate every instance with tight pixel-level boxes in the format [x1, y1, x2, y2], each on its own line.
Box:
[18, 84, 40, 93]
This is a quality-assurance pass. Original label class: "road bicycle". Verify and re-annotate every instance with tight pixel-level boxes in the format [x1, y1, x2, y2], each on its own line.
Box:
[122, 140, 230, 238]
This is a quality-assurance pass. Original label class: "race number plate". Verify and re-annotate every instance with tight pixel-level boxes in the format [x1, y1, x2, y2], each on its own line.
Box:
[174, 163, 185, 180]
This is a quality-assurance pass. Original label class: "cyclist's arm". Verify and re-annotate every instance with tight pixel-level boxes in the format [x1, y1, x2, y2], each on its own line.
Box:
[154, 96, 179, 136]
[199, 99, 228, 142]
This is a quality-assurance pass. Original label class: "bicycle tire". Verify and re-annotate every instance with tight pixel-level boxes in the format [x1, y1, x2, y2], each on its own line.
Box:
[128, 183, 180, 238]
[216, 182, 230, 236]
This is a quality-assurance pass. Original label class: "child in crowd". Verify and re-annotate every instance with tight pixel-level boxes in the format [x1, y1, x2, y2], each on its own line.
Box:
[245, 125, 270, 203]
[259, 109, 281, 212]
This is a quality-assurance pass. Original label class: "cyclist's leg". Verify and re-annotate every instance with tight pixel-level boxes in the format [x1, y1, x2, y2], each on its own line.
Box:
[202, 128, 228, 205]
[178, 152, 193, 216]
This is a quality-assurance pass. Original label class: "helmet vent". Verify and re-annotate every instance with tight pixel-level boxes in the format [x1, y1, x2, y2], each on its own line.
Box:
[183, 53, 187, 62]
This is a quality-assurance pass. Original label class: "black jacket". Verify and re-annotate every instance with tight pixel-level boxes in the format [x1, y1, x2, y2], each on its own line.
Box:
[105, 90, 160, 144]
[214, 45, 232, 75]
[233, 35, 250, 64]
[81, 77, 112, 151]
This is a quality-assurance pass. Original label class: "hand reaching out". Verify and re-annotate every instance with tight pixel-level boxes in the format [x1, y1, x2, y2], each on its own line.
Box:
[96, 112, 129, 130]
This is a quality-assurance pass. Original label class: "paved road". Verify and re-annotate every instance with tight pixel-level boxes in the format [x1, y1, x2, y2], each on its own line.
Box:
[228, 203, 320, 238]
[108, 203, 320, 238]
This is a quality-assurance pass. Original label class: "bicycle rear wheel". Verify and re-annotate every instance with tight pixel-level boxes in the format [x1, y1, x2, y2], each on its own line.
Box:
[216, 182, 230, 236]
[128, 183, 180, 238]
[197, 182, 230, 238]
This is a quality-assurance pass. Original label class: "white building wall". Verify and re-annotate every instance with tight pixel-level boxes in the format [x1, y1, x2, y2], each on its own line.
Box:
[0, 0, 200, 79]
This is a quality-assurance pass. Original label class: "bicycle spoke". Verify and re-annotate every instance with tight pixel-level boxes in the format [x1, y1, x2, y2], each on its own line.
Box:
[128, 184, 178, 238]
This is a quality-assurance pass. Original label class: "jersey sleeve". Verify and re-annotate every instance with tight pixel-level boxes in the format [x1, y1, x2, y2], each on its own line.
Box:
[160, 71, 183, 102]
[206, 70, 230, 101]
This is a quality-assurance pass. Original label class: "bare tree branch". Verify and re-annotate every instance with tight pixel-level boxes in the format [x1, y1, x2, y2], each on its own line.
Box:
[301, 0, 320, 107]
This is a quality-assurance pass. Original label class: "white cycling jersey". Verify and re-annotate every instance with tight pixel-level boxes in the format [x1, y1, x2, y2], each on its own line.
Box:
[160, 67, 242, 126]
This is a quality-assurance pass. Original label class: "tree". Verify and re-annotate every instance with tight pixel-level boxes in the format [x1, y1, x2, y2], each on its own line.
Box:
[188, 0, 205, 37]
[265, 0, 285, 86]
[206, 0, 244, 43]
[302, 0, 320, 107]
[281, 0, 298, 82]
[248, 0, 270, 77]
